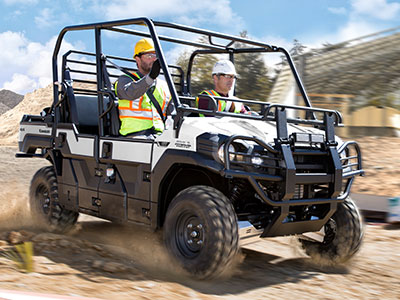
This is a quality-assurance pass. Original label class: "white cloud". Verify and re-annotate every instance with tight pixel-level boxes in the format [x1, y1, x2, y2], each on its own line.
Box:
[92, 0, 244, 33]
[334, 21, 378, 42]
[328, 7, 347, 15]
[3, 0, 38, 5]
[90, 0, 246, 73]
[310, 0, 399, 47]
[300, 20, 379, 49]
[0, 31, 29, 67]
[300, 1, 399, 49]
[66, 0, 85, 11]
[10, 9, 23, 17]
[281, 0, 398, 51]
[257, 34, 292, 49]
[34, 8, 56, 28]
[351, 0, 400, 20]
[3, 73, 38, 93]
[0, 31, 82, 94]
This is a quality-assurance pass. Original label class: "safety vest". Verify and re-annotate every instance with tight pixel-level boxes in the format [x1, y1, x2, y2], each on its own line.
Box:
[115, 72, 170, 136]
[196, 90, 241, 117]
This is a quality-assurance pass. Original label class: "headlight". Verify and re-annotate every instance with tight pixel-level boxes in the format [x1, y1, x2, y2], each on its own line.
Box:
[217, 143, 246, 163]
[251, 156, 263, 165]
[218, 144, 235, 163]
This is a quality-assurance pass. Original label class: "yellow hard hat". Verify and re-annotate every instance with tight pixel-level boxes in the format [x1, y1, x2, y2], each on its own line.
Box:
[134, 38, 155, 58]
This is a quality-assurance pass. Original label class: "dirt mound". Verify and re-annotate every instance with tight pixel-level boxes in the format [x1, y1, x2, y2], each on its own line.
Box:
[0, 89, 24, 114]
[350, 136, 400, 197]
[0, 85, 52, 146]
[0, 102, 11, 115]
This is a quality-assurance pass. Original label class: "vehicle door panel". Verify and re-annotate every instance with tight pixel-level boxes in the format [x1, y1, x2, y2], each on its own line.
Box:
[97, 138, 153, 224]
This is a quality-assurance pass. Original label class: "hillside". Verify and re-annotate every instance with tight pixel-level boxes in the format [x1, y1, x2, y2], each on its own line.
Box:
[0, 85, 52, 145]
[0, 89, 24, 115]
[0, 102, 10, 115]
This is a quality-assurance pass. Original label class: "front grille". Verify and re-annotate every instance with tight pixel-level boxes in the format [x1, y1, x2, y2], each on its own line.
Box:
[293, 150, 328, 173]
[221, 135, 363, 204]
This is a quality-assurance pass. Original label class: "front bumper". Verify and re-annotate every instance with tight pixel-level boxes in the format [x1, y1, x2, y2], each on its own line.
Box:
[221, 134, 363, 237]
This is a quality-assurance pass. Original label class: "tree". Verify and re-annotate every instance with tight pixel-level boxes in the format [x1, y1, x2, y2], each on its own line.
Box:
[175, 36, 218, 96]
[233, 31, 273, 102]
[174, 32, 274, 103]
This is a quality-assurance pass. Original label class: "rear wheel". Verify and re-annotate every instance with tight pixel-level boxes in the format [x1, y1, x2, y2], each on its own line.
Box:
[30, 166, 79, 232]
[164, 185, 239, 279]
[299, 197, 364, 264]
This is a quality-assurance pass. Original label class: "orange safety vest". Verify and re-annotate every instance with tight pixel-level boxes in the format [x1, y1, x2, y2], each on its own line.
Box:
[196, 90, 241, 117]
[115, 72, 170, 135]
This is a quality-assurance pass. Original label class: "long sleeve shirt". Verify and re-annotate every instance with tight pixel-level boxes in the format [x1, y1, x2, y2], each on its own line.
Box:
[115, 73, 154, 100]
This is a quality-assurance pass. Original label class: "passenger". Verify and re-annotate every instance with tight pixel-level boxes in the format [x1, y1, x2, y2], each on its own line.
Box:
[114, 38, 171, 138]
[196, 60, 247, 116]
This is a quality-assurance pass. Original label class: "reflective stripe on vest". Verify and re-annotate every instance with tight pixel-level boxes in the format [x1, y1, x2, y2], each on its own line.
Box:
[200, 90, 226, 111]
[201, 90, 242, 114]
[115, 73, 169, 136]
[196, 90, 226, 117]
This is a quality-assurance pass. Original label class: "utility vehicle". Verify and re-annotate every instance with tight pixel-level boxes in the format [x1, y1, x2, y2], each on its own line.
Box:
[17, 18, 364, 278]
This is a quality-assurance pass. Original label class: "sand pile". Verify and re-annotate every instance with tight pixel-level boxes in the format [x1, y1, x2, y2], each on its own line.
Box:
[0, 85, 53, 146]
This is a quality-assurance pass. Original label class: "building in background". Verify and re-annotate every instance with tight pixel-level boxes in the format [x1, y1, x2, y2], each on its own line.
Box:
[270, 26, 400, 137]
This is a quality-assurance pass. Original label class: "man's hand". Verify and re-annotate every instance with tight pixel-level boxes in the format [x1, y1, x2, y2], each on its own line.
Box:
[149, 59, 161, 79]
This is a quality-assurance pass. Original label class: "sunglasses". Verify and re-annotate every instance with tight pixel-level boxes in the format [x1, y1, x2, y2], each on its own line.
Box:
[217, 74, 237, 79]
[139, 52, 157, 59]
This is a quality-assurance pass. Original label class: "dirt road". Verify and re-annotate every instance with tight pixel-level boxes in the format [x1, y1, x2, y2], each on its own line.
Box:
[0, 145, 400, 299]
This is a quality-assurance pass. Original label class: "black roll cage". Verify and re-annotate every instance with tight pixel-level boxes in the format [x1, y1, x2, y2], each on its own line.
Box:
[51, 17, 341, 138]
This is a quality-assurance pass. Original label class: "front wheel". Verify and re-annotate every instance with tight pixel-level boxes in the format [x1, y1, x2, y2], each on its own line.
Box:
[299, 197, 364, 264]
[30, 166, 79, 232]
[164, 185, 239, 279]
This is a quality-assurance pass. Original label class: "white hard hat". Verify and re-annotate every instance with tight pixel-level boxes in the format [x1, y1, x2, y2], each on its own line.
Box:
[212, 60, 237, 76]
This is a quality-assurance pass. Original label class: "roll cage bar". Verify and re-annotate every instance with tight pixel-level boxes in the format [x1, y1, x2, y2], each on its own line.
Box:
[52, 17, 340, 137]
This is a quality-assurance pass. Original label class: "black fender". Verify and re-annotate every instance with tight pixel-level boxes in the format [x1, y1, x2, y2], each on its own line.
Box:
[150, 149, 224, 229]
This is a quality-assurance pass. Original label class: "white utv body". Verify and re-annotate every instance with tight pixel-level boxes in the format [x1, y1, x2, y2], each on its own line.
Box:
[17, 18, 364, 279]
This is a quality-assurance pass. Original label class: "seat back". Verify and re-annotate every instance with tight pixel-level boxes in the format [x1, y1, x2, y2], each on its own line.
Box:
[68, 94, 120, 136]
[74, 95, 100, 134]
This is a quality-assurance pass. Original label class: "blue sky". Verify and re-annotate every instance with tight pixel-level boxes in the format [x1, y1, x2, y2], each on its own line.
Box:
[1, 0, 399, 94]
